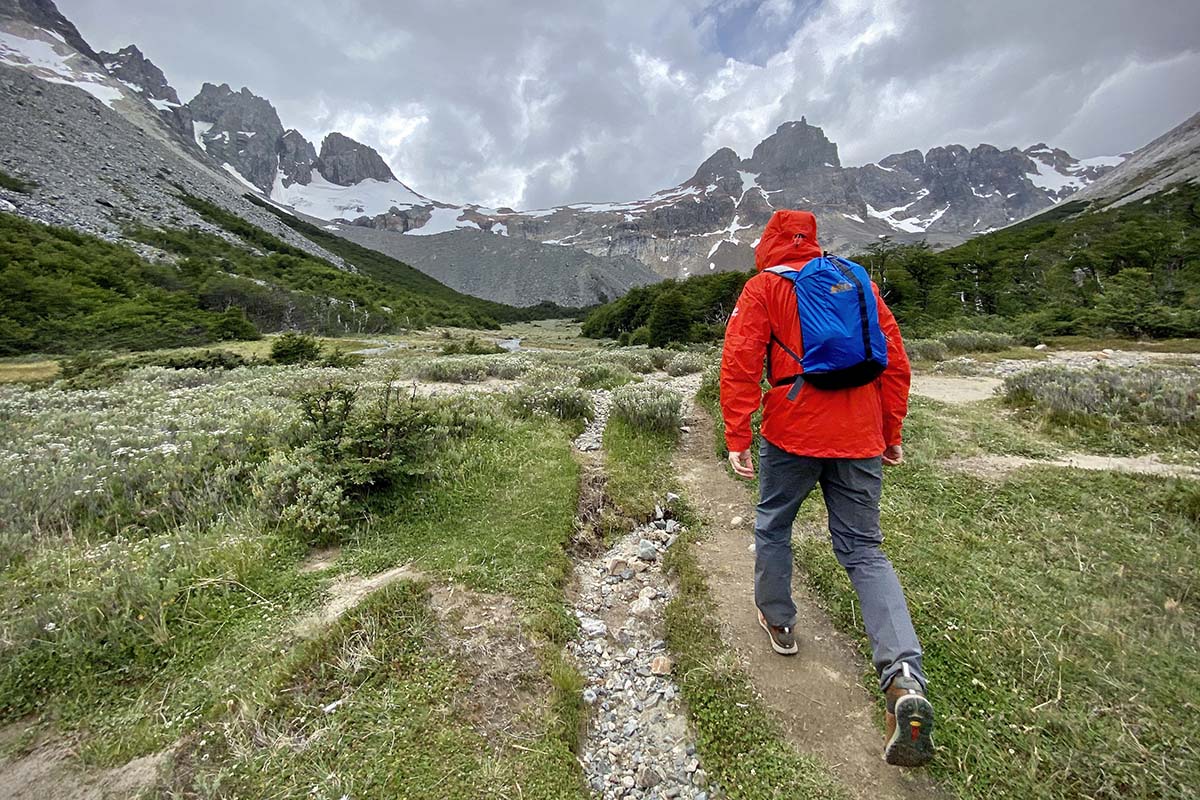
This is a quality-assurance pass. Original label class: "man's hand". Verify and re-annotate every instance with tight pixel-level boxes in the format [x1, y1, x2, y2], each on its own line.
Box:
[728, 449, 756, 478]
[882, 444, 904, 466]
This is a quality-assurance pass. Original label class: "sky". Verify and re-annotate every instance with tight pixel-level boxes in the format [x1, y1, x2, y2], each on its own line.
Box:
[61, 0, 1200, 210]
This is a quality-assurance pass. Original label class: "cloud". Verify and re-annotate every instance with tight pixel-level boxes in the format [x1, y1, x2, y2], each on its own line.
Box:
[60, 0, 1200, 208]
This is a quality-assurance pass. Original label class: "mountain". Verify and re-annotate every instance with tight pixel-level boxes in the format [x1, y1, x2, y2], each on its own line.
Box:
[323, 118, 1121, 282]
[0, 0, 1141, 313]
[1068, 111, 1200, 207]
[331, 223, 657, 308]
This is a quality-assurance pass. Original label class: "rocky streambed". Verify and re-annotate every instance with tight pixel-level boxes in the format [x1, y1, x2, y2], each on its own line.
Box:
[567, 511, 715, 800]
[567, 372, 716, 799]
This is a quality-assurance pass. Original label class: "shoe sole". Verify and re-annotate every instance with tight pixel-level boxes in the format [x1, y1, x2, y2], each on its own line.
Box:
[884, 694, 935, 767]
[757, 612, 798, 655]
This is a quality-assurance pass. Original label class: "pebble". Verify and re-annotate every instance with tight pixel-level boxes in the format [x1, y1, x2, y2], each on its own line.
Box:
[731, 516, 744, 527]
[637, 539, 658, 562]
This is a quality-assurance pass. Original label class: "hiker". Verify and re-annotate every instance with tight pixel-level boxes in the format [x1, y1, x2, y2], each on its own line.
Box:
[718, 208, 934, 768]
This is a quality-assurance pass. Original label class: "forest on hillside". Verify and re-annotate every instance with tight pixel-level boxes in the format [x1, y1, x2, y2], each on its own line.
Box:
[582, 183, 1200, 344]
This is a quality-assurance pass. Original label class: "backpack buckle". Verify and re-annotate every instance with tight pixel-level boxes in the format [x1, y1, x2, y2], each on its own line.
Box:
[786, 374, 805, 400]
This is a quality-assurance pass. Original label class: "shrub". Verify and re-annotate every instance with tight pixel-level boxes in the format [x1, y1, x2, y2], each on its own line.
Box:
[253, 448, 349, 542]
[1002, 365, 1200, 429]
[416, 357, 488, 383]
[937, 330, 1015, 354]
[321, 349, 366, 368]
[905, 339, 949, 362]
[611, 383, 683, 434]
[511, 383, 595, 422]
[665, 351, 706, 376]
[440, 335, 503, 355]
[606, 349, 656, 374]
[270, 332, 322, 364]
[415, 355, 529, 383]
[577, 361, 636, 389]
[629, 326, 651, 346]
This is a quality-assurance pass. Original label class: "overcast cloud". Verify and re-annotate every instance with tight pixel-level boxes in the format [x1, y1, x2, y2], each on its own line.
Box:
[62, 0, 1200, 209]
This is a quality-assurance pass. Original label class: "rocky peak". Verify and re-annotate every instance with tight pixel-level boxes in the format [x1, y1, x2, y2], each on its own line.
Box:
[317, 132, 395, 186]
[277, 129, 317, 188]
[746, 119, 841, 176]
[97, 45, 179, 103]
[0, 0, 101, 63]
[186, 82, 285, 193]
[685, 147, 745, 195]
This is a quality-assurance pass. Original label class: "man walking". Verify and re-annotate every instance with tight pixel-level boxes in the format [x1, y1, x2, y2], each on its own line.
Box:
[719, 208, 934, 767]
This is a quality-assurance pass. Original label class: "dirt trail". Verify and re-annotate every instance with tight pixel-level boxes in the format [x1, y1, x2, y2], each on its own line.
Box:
[946, 452, 1200, 479]
[674, 406, 943, 800]
[910, 374, 1001, 404]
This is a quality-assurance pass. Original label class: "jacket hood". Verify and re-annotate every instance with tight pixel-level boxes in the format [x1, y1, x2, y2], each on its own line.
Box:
[754, 209, 823, 271]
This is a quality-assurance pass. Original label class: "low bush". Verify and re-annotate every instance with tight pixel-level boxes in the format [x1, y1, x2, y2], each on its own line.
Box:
[665, 351, 706, 376]
[606, 349, 657, 374]
[415, 354, 529, 383]
[577, 361, 636, 389]
[1002, 365, 1200, 429]
[270, 332, 323, 364]
[610, 383, 683, 434]
[938, 330, 1015, 354]
[511, 383, 595, 422]
[905, 339, 950, 362]
[440, 335, 503, 355]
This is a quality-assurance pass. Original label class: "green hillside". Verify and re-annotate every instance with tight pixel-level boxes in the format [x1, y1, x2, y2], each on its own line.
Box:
[0, 194, 569, 356]
[581, 181, 1200, 343]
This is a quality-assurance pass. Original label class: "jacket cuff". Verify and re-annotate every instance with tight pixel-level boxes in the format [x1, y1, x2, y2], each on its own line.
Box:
[884, 424, 903, 447]
[725, 431, 753, 453]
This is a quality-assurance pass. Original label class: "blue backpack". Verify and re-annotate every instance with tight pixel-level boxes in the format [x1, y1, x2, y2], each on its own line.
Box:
[765, 254, 888, 396]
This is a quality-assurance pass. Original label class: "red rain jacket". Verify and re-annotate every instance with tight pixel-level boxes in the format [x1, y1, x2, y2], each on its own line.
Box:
[719, 209, 911, 458]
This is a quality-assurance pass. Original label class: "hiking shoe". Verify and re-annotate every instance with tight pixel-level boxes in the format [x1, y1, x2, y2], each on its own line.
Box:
[883, 663, 934, 767]
[757, 609, 798, 655]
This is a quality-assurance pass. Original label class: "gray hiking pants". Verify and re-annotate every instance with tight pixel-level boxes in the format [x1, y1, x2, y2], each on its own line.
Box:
[755, 437, 926, 692]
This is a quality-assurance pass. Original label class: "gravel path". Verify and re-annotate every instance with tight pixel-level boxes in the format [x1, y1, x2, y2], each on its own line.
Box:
[567, 372, 716, 799]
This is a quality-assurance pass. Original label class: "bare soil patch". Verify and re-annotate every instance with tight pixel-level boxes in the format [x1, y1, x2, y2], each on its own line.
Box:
[427, 584, 546, 742]
[294, 563, 422, 637]
[0, 724, 171, 800]
[674, 407, 944, 799]
[910, 375, 1002, 404]
[298, 545, 342, 573]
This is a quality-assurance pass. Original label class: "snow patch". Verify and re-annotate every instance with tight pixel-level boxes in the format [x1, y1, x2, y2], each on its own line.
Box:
[0, 31, 127, 106]
[270, 168, 429, 221]
[738, 171, 759, 194]
[192, 121, 214, 151]
[491, 222, 508, 236]
[841, 213, 865, 224]
[149, 97, 179, 111]
[405, 206, 480, 235]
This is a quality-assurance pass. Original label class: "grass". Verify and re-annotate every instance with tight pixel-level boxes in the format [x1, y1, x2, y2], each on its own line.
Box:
[791, 402, 1200, 799]
[0, 358, 59, 383]
[170, 580, 586, 799]
[344, 412, 582, 643]
[0, 168, 34, 193]
[602, 417, 678, 520]
[661, 513, 847, 800]
[0, 348, 592, 797]
[1044, 336, 1200, 354]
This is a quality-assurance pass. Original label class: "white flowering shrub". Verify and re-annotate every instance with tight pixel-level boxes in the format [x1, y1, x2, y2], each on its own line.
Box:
[1002, 365, 1200, 428]
[605, 350, 657, 374]
[665, 351, 706, 376]
[577, 361, 636, 389]
[611, 383, 683, 434]
[511, 383, 595, 421]
[905, 339, 950, 362]
[938, 330, 1015, 354]
[414, 354, 530, 383]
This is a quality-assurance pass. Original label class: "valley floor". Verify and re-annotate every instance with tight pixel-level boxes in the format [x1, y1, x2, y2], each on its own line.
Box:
[0, 330, 1196, 799]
